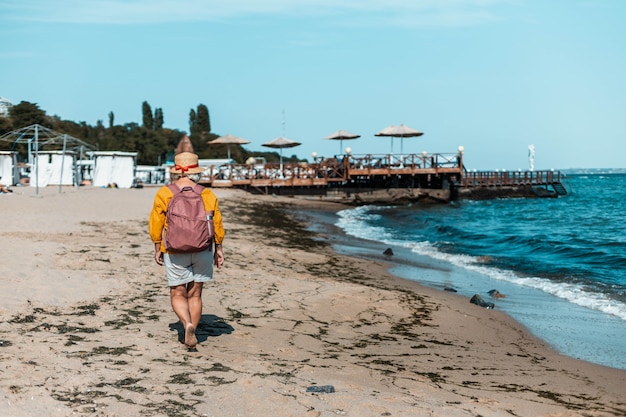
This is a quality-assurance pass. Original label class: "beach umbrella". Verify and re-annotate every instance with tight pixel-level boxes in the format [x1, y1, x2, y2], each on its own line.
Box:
[262, 136, 301, 171]
[208, 134, 251, 161]
[325, 129, 360, 154]
[375, 124, 424, 155]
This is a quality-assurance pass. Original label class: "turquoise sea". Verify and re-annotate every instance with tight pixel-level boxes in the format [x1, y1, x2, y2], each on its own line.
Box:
[311, 171, 626, 370]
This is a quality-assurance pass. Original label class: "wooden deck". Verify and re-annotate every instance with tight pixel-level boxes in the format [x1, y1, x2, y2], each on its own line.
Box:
[201, 152, 464, 187]
[199, 152, 567, 198]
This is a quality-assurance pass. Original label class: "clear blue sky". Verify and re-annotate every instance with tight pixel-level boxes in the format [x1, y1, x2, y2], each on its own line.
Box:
[1, 0, 625, 170]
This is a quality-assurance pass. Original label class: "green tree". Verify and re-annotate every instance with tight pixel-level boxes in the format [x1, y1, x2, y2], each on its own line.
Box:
[196, 104, 211, 134]
[142, 101, 154, 130]
[9, 101, 48, 129]
[95, 120, 105, 150]
[189, 104, 211, 155]
[162, 127, 187, 163]
[189, 108, 197, 134]
[132, 128, 168, 165]
[107, 124, 129, 151]
[1, 99, 258, 166]
[0, 116, 13, 137]
[154, 107, 164, 131]
[49, 116, 83, 140]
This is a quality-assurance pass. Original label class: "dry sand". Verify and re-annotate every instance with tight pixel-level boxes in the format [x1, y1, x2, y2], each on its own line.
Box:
[0, 185, 624, 417]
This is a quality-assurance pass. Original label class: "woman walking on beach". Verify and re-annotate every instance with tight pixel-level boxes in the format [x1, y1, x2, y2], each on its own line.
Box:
[149, 151, 225, 349]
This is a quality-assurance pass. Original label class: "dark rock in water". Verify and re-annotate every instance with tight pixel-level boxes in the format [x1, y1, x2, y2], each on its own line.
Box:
[383, 248, 394, 256]
[470, 294, 495, 309]
[444, 287, 457, 293]
[488, 289, 506, 298]
[306, 385, 335, 393]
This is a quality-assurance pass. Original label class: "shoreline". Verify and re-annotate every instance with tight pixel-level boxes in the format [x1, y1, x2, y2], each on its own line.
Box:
[0, 186, 624, 416]
[299, 201, 626, 371]
[290, 195, 626, 362]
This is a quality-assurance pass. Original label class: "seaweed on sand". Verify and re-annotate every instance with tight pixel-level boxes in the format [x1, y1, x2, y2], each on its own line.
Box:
[227, 200, 327, 251]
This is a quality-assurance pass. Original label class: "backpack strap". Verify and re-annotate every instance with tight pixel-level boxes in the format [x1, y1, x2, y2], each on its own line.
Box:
[167, 183, 204, 194]
[192, 184, 205, 193]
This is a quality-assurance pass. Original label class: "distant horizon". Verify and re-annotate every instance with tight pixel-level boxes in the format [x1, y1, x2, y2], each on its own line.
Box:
[560, 167, 626, 173]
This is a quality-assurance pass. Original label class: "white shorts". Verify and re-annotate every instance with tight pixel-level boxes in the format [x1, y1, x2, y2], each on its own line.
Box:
[164, 250, 214, 287]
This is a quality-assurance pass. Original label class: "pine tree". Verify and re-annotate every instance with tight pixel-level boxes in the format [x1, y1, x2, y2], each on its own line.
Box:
[154, 108, 164, 131]
[142, 101, 154, 130]
[189, 108, 197, 134]
[196, 104, 211, 134]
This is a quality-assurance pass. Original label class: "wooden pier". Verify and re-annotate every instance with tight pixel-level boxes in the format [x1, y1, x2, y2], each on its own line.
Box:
[198, 152, 567, 204]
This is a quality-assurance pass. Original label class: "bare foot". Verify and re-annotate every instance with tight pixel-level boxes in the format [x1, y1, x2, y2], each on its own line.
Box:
[184, 324, 197, 349]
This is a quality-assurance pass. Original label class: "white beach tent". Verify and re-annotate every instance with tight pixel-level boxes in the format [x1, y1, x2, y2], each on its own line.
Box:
[90, 151, 138, 188]
[31, 150, 76, 187]
[136, 165, 167, 185]
[0, 124, 97, 193]
[0, 151, 18, 186]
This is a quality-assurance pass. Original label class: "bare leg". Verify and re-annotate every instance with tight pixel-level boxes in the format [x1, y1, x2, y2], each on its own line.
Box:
[186, 281, 204, 330]
[170, 284, 191, 326]
[170, 284, 199, 348]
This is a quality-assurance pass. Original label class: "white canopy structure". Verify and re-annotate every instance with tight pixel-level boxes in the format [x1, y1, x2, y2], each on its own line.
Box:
[31, 151, 76, 187]
[0, 151, 18, 186]
[136, 165, 167, 185]
[89, 151, 138, 188]
[0, 124, 96, 193]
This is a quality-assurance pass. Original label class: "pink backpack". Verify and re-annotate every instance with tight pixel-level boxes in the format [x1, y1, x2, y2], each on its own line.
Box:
[163, 184, 214, 253]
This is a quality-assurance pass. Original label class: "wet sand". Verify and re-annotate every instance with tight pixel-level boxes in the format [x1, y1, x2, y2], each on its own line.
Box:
[0, 185, 624, 417]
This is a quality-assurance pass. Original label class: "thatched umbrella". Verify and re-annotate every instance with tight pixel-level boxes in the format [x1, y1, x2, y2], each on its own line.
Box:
[208, 134, 251, 161]
[262, 136, 301, 171]
[375, 124, 423, 155]
[325, 129, 360, 154]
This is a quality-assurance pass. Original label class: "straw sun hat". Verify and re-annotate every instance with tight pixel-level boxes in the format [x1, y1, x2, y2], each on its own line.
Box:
[170, 152, 205, 174]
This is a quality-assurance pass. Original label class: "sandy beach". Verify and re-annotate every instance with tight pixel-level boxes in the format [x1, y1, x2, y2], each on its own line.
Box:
[0, 185, 624, 417]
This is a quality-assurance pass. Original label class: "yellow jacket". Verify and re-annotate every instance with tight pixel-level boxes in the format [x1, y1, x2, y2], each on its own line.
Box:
[149, 184, 225, 253]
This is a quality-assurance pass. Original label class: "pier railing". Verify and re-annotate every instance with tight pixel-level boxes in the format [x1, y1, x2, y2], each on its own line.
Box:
[459, 170, 562, 188]
[197, 153, 565, 196]
[343, 152, 460, 170]
[201, 152, 463, 186]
